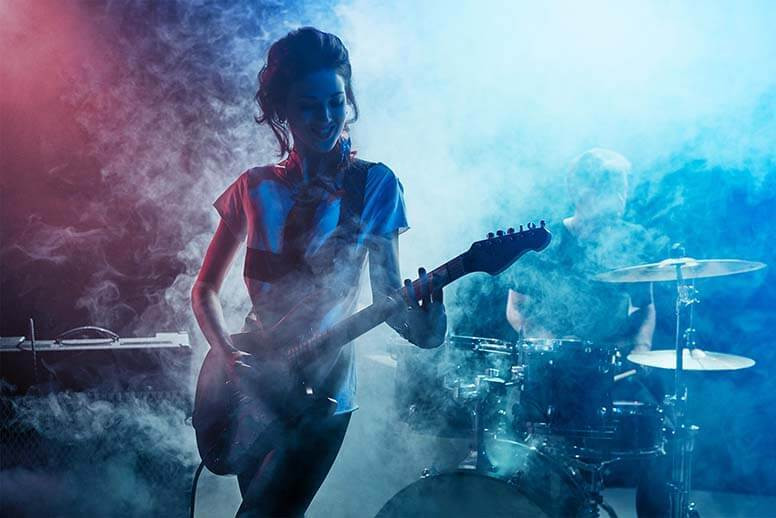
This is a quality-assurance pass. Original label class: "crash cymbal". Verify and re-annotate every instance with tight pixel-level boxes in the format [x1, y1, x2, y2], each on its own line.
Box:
[627, 348, 755, 371]
[594, 258, 766, 283]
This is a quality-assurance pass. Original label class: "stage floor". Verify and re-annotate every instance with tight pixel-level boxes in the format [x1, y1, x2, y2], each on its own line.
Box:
[195, 472, 776, 518]
[602, 488, 776, 518]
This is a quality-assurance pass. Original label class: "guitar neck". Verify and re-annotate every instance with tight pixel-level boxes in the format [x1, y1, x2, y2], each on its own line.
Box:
[287, 254, 467, 361]
[281, 222, 552, 362]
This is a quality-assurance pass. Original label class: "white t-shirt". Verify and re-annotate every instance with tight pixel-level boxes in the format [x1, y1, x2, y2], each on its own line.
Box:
[213, 159, 408, 413]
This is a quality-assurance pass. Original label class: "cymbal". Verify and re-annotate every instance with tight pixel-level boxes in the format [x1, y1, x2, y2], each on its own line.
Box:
[627, 348, 755, 371]
[594, 258, 766, 283]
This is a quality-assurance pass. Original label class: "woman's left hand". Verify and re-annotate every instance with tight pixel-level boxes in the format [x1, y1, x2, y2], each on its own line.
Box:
[401, 267, 447, 349]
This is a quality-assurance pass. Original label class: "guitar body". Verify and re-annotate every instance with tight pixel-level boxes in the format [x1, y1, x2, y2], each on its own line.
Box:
[192, 333, 336, 476]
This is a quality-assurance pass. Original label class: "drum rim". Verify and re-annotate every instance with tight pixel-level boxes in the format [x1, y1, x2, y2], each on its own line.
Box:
[375, 459, 588, 518]
[446, 335, 516, 353]
[539, 441, 666, 461]
[447, 334, 515, 345]
[520, 337, 596, 347]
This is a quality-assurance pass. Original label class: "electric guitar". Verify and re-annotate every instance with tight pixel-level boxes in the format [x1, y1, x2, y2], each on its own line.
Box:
[193, 222, 551, 475]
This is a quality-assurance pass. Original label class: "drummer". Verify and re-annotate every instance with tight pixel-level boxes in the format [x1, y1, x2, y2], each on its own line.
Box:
[504, 148, 670, 517]
[506, 148, 664, 351]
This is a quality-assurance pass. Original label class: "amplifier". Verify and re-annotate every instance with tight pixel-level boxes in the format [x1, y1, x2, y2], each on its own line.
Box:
[0, 331, 192, 395]
[0, 331, 195, 517]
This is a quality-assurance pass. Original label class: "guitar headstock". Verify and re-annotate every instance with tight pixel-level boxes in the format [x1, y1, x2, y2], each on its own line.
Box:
[463, 221, 551, 275]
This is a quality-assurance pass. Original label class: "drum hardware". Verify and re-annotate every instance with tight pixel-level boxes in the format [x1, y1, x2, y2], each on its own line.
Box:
[383, 247, 766, 516]
[569, 458, 618, 518]
[666, 255, 727, 518]
[516, 435, 621, 518]
[392, 332, 679, 516]
[613, 369, 636, 382]
[420, 465, 439, 479]
[390, 333, 663, 517]
[598, 248, 765, 518]
[394, 335, 519, 437]
[471, 375, 507, 472]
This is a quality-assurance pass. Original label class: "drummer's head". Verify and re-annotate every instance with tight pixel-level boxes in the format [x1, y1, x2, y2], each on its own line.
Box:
[567, 148, 630, 220]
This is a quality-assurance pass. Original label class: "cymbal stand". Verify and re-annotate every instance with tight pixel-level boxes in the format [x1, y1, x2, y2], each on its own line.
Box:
[562, 456, 618, 518]
[666, 263, 701, 518]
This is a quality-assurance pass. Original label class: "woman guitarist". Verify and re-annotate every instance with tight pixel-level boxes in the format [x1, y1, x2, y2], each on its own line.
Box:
[190, 27, 446, 517]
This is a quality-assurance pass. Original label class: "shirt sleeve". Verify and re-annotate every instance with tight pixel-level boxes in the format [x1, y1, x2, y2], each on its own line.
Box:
[213, 172, 248, 240]
[361, 162, 409, 236]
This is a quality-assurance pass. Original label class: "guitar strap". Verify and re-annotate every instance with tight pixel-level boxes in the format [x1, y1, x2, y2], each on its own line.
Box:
[336, 158, 371, 236]
[302, 158, 372, 280]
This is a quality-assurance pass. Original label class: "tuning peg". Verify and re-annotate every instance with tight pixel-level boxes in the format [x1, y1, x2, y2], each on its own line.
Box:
[540, 220, 545, 228]
[496, 230, 504, 237]
[487, 232, 495, 239]
[519, 225, 524, 232]
[507, 227, 515, 234]
[528, 222, 535, 230]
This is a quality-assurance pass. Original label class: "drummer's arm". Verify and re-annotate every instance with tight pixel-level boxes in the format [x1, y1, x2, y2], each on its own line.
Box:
[506, 289, 553, 338]
[628, 283, 655, 353]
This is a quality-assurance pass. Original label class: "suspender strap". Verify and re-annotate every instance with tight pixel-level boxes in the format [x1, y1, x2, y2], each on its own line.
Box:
[337, 158, 372, 228]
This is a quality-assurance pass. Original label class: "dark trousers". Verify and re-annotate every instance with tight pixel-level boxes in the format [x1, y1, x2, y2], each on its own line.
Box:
[236, 412, 352, 518]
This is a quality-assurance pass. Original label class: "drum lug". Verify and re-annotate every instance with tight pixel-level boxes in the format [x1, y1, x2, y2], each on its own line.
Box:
[420, 466, 439, 479]
[507, 470, 525, 487]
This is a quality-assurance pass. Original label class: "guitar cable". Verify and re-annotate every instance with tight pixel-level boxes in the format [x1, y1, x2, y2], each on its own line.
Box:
[189, 459, 206, 518]
[189, 439, 228, 518]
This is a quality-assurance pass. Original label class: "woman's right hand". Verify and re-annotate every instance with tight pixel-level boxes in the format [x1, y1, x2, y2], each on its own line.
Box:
[224, 348, 255, 379]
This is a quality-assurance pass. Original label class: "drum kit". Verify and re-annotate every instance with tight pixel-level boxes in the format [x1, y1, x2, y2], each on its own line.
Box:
[378, 256, 766, 518]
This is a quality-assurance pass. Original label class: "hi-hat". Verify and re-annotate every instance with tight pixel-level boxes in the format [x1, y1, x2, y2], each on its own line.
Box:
[594, 258, 766, 283]
[627, 348, 755, 371]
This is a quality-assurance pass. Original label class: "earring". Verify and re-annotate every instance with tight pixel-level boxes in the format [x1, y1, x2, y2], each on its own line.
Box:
[338, 133, 352, 166]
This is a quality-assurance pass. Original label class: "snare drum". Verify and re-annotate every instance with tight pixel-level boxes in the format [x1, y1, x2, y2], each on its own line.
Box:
[536, 400, 666, 461]
[608, 400, 664, 457]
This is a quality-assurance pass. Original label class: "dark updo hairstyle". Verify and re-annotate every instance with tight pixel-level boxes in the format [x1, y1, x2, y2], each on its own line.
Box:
[255, 27, 359, 157]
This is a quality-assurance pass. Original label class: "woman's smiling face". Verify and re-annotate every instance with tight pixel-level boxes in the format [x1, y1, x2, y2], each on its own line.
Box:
[285, 68, 348, 155]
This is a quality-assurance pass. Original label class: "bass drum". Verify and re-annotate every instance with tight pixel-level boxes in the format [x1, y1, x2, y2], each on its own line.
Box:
[375, 441, 591, 518]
